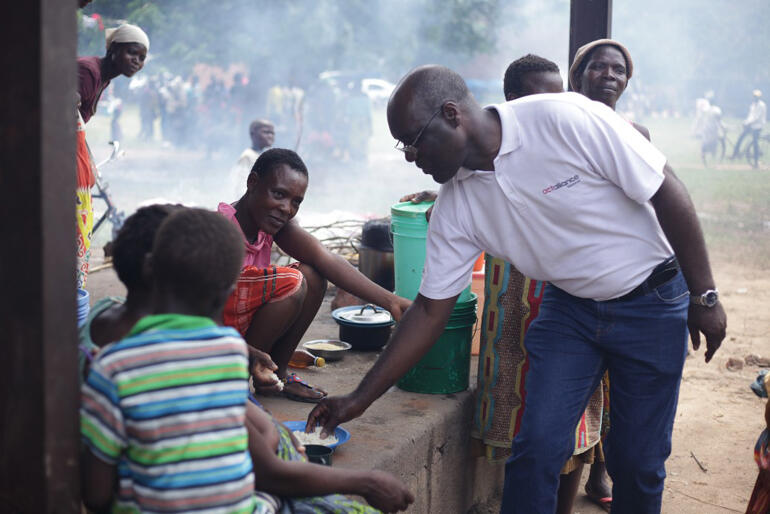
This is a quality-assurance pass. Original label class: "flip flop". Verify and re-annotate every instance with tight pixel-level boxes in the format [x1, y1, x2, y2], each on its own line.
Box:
[585, 492, 612, 512]
[585, 483, 612, 512]
[281, 373, 327, 404]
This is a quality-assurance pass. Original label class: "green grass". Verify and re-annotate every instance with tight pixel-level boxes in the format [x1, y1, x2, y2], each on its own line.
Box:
[644, 117, 770, 269]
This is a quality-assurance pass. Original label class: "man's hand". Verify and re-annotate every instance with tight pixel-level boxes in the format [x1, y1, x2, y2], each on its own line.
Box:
[399, 190, 436, 222]
[399, 190, 437, 203]
[306, 394, 365, 439]
[387, 295, 412, 322]
[688, 302, 727, 362]
[361, 470, 415, 512]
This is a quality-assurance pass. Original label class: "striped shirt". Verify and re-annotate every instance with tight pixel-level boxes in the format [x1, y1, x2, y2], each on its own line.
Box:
[81, 314, 270, 514]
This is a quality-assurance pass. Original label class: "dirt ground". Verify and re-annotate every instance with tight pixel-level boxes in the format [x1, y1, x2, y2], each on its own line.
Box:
[649, 259, 767, 514]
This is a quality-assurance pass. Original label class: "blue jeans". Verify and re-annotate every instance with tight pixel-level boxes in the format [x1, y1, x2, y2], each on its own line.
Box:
[501, 270, 689, 514]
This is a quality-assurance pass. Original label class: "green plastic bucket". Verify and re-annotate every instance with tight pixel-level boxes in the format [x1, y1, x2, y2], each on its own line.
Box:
[391, 201, 471, 301]
[397, 294, 478, 394]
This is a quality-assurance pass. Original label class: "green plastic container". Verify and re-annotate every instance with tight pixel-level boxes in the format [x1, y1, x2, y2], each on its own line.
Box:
[397, 294, 477, 394]
[390, 201, 471, 301]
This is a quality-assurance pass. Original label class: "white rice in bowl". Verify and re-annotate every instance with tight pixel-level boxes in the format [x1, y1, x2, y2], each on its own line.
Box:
[292, 428, 339, 446]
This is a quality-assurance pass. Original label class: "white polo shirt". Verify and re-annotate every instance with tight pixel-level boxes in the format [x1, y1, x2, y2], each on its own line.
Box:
[419, 92, 673, 302]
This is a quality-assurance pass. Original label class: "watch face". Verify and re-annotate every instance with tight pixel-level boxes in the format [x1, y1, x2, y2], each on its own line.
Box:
[705, 291, 718, 306]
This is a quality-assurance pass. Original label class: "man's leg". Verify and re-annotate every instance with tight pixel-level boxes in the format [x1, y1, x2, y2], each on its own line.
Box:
[731, 126, 750, 159]
[502, 285, 605, 514]
[750, 128, 761, 167]
[271, 263, 328, 400]
[600, 273, 689, 513]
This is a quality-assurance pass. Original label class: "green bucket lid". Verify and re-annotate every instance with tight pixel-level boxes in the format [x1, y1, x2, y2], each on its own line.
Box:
[391, 200, 435, 218]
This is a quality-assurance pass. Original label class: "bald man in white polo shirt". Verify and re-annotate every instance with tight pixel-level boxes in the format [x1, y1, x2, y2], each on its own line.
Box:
[307, 65, 726, 514]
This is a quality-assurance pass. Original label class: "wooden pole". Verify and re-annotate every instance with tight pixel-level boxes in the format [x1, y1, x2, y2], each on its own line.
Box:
[568, 0, 613, 90]
[0, 0, 79, 511]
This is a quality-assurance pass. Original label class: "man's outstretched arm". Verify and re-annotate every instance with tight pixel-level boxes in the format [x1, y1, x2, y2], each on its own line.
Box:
[651, 163, 727, 362]
[307, 293, 458, 437]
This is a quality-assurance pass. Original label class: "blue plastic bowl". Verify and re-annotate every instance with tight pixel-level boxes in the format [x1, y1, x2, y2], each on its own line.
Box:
[282, 421, 351, 449]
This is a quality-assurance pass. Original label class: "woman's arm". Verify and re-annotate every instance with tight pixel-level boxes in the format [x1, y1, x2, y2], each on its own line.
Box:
[275, 221, 411, 319]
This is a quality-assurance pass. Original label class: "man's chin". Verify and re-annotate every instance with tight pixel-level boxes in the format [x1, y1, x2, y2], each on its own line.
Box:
[430, 168, 457, 184]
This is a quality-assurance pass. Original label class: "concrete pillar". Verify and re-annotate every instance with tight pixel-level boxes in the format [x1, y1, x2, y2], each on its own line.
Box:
[0, 0, 79, 512]
[568, 0, 613, 90]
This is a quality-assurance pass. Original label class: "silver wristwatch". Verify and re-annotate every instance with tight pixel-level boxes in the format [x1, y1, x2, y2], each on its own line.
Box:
[690, 289, 719, 307]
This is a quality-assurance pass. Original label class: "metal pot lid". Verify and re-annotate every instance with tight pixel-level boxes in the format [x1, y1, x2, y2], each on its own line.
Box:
[333, 304, 394, 326]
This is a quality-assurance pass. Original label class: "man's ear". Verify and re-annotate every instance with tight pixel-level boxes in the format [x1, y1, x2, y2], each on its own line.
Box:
[442, 102, 461, 128]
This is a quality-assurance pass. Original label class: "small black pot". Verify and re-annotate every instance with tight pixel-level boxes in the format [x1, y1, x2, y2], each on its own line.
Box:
[331, 305, 395, 352]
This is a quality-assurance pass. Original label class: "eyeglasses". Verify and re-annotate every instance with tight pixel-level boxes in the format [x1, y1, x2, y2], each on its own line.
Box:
[394, 105, 444, 159]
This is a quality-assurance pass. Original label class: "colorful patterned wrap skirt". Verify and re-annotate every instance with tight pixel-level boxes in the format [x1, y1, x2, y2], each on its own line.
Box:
[472, 255, 608, 469]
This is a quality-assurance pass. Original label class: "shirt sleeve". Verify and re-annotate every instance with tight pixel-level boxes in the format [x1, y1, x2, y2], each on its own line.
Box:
[576, 101, 667, 204]
[80, 356, 127, 464]
[418, 185, 480, 300]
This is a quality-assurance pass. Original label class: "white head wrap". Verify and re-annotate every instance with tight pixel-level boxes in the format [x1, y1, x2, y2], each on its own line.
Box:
[105, 24, 150, 52]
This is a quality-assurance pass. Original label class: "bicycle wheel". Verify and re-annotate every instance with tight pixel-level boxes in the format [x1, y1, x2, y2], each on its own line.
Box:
[756, 135, 770, 168]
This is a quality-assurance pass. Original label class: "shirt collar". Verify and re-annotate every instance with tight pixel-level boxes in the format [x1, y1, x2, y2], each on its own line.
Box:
[128, 314, 216, 337]
[453, 102, 521, 183]
[487, 102, 522, 157]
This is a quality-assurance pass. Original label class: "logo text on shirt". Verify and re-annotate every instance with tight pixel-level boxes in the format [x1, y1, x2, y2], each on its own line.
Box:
[542, 175, 581, 195]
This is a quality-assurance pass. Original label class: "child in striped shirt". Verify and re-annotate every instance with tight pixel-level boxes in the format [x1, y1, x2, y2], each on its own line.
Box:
[80, 208, 271, 513]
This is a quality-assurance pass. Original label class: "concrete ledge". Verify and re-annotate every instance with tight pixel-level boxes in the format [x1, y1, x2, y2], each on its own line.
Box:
[260, 293, 504, 513]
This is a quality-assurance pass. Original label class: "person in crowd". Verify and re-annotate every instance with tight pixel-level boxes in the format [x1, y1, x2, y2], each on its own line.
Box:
[308, 65, 726, 514]
[231, 119, 276, 197]
[80, 208, 275, 513]
[730, 89, 766, 167]
[76, 23, 149, 289]
[220, 148, 411, 403]
[401, 54, 611, 514]
[694, 92, 726, 166]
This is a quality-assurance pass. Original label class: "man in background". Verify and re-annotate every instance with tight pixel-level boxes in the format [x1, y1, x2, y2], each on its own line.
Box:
[731, 89, 766, 167]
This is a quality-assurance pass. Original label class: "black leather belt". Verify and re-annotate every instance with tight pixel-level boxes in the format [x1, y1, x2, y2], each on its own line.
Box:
[611, 256, 680, 302]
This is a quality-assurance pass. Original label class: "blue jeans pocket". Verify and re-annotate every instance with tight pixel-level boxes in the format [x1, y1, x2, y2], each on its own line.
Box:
[653, 273, 690, 303]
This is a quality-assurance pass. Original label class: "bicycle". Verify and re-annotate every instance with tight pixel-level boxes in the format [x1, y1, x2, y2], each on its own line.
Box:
[730, 129, 770, 168]
[92, 140, 126, 242]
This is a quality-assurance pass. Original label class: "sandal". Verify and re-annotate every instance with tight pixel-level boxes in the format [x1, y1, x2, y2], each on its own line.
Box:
[585, 483, 612, 512]
[281, 373, 327, 403]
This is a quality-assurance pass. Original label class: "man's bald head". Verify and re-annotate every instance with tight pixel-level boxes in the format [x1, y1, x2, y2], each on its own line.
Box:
[388, 65, 489, 184]
[388, 65, 472, 136]
[391, 65, 470, 112]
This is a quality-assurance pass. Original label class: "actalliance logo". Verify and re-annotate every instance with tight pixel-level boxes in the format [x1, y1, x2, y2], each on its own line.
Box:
[542, 174, 581, 195]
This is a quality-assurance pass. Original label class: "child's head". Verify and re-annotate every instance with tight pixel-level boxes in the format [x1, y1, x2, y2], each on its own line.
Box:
[150, 208, 244, 318]
[112, 204, 180, 296]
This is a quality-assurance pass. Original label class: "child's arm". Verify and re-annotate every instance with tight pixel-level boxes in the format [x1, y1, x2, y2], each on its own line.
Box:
[81, 447, 118, 513]
[274, 221, 412, 320]
[246, 408, 413, 512]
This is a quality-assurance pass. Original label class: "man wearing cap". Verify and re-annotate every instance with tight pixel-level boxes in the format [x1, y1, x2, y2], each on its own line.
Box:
[308, 64, 727, 513]
[731, 89, 766, 167]
[76, 23, 149, 289]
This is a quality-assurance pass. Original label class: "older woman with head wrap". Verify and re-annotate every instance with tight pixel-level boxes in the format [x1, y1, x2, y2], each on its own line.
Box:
[566, 38, 651, 512]
[570, 38, 650, 141]
[76, 24, 149, 290]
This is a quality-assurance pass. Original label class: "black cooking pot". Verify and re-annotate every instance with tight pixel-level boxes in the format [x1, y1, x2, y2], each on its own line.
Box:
[331, 304, 395, 351]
